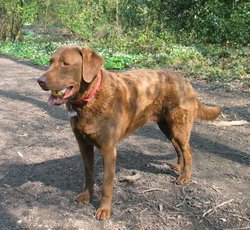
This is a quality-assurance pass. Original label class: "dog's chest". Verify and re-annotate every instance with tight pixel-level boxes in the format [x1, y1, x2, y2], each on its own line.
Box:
[75, 114, 98, 134]
[72, 119, 99, 146]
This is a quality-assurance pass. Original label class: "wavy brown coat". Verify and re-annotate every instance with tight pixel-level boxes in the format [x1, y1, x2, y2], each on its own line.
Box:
[37, 46, 221, 220]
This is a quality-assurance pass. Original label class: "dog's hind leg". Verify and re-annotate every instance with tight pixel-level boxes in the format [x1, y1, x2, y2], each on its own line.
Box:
[159, 108, 194, 184]
[158, 121, 184, 172]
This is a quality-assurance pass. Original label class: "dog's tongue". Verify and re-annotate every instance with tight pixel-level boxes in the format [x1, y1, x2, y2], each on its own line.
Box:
[63, 87, 74, 100]
[48, 95, 65, 106]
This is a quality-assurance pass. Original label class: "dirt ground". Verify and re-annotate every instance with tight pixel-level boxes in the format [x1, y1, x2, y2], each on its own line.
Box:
[0, 55, 249, 230]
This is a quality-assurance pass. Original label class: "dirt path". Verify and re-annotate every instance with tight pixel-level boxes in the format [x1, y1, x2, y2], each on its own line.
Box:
[0, 55, 249, 230]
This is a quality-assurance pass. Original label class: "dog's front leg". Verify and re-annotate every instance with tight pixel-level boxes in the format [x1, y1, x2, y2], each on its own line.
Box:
[96, 146, 117, 220]
[72, 128, 94, 204]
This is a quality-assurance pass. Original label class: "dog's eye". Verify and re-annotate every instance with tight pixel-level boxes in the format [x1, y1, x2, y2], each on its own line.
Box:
[62, 61, 70, 66]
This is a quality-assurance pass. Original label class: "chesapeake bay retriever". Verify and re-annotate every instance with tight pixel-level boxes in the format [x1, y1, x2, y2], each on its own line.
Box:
[37, 46, 221, 220]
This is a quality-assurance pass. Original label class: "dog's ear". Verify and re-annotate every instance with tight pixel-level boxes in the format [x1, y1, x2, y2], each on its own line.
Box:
[79, 47, 104, 83]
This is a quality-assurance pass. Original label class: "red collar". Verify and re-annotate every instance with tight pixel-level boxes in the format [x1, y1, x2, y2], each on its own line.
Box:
[70, 70, 102, 106]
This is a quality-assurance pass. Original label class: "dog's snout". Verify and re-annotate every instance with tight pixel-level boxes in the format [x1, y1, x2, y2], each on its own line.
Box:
[37, 76, 48, 90]
[37, 76, 47, 85]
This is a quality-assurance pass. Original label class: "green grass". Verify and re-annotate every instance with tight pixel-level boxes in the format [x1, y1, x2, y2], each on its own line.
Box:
[0, 35, 249, 88]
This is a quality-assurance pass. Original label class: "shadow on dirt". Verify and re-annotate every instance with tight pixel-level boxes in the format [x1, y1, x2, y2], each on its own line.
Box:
[137, 126, 250, 166]
[0, 129, 248, 229]
[223, 104, 250, 121]
[0, 209, 20, 230]
[0, 138, 177, 229]
[0, 144, 177, 193]
[0, 89, 67, 121]
[191, 131, 250, 165]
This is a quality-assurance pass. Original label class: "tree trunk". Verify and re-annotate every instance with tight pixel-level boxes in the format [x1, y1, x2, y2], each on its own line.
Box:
[116, 0, 119, 29]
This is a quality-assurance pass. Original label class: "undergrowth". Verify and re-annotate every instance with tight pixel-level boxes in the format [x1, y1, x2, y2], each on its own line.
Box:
[0, 33, 249, 88]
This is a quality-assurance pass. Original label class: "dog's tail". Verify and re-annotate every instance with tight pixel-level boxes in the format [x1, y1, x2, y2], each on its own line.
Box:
[196, 99, 221, 121]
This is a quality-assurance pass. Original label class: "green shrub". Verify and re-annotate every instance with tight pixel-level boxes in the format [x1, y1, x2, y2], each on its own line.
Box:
[0, 34, 248, 88]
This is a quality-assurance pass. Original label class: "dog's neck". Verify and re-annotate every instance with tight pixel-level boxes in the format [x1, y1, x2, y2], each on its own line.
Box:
[70, 69, 103, 107]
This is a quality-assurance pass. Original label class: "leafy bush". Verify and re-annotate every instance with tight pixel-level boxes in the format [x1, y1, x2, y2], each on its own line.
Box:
[1, 35, 248, 89]
[166, 0, 250, 45]
[1, 0, 249, 46]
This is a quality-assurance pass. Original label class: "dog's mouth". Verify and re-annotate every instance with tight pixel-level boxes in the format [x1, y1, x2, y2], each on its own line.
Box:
[48, 86, 74, 106]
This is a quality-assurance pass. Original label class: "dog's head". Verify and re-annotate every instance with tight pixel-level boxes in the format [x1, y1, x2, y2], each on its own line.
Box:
[37, 46, 104, 106]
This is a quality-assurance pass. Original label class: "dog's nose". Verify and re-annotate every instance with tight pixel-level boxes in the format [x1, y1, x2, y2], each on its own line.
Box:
[37, 76, 48, 89]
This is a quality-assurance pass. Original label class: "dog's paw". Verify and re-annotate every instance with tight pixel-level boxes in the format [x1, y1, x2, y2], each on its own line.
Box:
[95, 207, 111, 220]
[177, 174, 191, 185]
[75, 191, 91, 204]
[170, 163, 183, 172]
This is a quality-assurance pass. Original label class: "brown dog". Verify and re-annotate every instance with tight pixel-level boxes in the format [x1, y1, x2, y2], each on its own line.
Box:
[37, 46, 221, 220]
